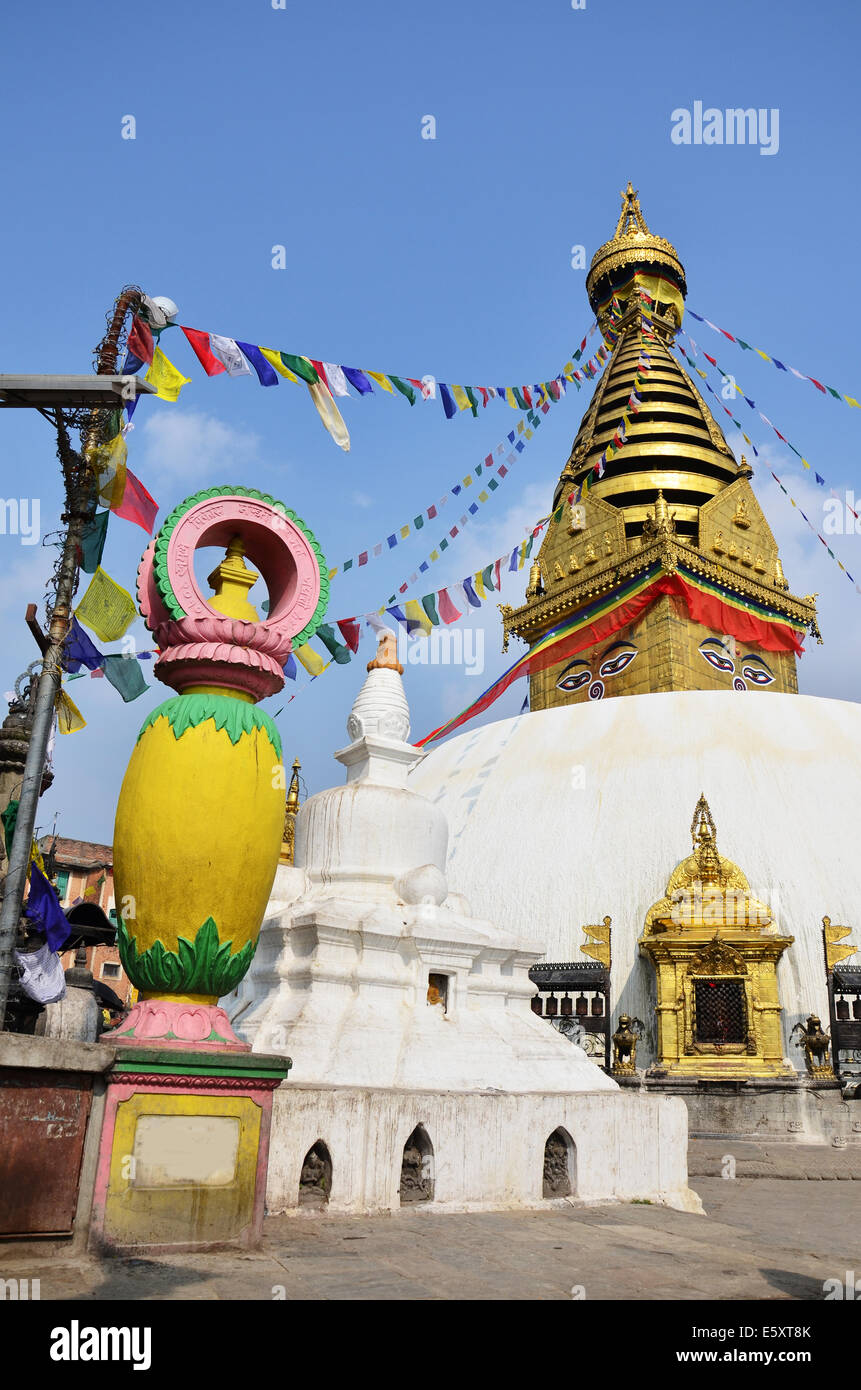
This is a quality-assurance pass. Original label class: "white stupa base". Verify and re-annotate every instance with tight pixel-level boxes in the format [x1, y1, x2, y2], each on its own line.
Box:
[265, 1082, 702, 1216]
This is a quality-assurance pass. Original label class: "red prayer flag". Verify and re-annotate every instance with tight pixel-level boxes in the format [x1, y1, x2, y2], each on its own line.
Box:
[127, 316, 154, 365]
[704, 353, 718, 367]
[437, 588, 462, 624]
[720, 329, 736, 342]
[358, 552, 368, 567]
[112, 466, 159, 534]
[182, 326, 227, 376]
[809, 378, 826, 393]
[310, 360, 331, 393]
[427, 504, 437, 520]
[337, 619, 361, 653]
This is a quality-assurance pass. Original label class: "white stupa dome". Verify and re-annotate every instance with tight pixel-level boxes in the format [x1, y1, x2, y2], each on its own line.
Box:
[408, 690, 861, 1068]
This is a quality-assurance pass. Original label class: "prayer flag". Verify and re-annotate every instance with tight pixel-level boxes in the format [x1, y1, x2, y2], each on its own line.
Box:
[56, 688, 86, 734]
[280, 354, 319, 384]
[439, 384, 457, 419]
[389, 375, 417, 405]
[260, 348, 298, 381]
[437, 588, 462, 624]
[294, 643, 325, 676]
[307, 381, 350, 452]
[316, 623, 352, 665]
[405, 599, 433, 635]
[366, 372, 394, 393]
[182, 327, 227, 375]
[284, 654, 297, 681]
[127, 316, 154, 365]
[337, 619, 361, 652]
[146, 346, 191, 400]
[462, 577, 481, 608]
[236, 342, 278, 387]
[343, 366, 373, 395]
[75, 567, 138, 642]
[112, 467, 158, 534]
[63, 617, 103, 673]
[80, 510, 109, 573]
[421, 593, 440, 626]
[24, 864, 70, 953]
[102, 654, 149, 702]
[324, 363, 351, 397]
[209, 335, 251, 378]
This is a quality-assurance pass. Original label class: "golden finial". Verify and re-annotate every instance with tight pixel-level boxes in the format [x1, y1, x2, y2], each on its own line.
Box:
[690, 794, 723, 884]
[286, 757, 301, 813]
[367, 630, 404, 675]
[773, 556, 789, 590]
[613, 181, 650, 239]
[206, 535, 260, 622]
[280, 757, 302, 866]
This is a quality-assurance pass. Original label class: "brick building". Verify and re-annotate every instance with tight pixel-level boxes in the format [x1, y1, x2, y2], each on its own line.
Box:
[39, 836, 133, 1007]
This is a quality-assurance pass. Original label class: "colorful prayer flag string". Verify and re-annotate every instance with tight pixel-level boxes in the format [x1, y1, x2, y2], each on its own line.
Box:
[686, 309, 861, 411]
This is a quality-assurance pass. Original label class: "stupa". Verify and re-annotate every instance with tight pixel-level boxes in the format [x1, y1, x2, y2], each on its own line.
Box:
[229, 632, 699, 1214]
[408, 186, 860, 1143]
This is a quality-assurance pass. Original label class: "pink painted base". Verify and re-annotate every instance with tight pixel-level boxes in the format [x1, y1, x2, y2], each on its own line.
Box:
[103, 998, 250, 1051]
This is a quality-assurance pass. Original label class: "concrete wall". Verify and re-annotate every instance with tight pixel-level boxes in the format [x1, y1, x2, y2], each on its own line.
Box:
[266, 1083, 700, 1216]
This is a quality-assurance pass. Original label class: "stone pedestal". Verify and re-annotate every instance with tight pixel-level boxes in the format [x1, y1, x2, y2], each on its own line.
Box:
[89, 1046, 290, 1254]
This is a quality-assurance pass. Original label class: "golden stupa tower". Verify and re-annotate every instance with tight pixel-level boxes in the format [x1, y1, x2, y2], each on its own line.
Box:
[503, 184, 819, 710]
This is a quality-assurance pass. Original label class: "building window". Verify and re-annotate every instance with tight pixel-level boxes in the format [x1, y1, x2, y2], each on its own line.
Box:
[427, 973, 448, 1011]
[694, 979, 747, 1044]
[55, 870, 70, 901]
[101, 962, 122, 980]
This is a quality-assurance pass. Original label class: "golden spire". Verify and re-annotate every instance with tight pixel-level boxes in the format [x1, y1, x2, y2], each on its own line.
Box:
[207, 535, 260, 622]
[280, 757, 302, 866]
[613, 182, 650, 239]
[773, 556, 789, 590]
[525, 560, 545, 599]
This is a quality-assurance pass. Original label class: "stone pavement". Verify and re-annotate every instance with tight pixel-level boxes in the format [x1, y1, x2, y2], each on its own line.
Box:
[2, 1174, 859, 1300]
[688, 1138, 861, 1180]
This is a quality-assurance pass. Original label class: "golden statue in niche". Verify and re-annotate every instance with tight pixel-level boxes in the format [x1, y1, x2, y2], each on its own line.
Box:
[639, 794, 795, 1079]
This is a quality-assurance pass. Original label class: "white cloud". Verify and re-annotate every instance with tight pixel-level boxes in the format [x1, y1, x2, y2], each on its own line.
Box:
[351, 491, 373, 509]
[134, 410, 263, 486]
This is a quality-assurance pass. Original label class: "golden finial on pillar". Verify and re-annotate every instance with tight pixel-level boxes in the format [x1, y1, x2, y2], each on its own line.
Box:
[773, 556, 789, 591]
[280, 757, 302, 866]
[207, 535, 260, 622]
[526, 560, 545, 599]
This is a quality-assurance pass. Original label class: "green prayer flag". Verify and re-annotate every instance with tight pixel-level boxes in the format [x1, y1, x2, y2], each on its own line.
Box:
[481, 564, 494, 593]
[464, 387, 479, 417]
[80, 510, 109, 574]
[2, 798, 19, 857]
[440, 538, 448, 551]
[413, 515, 424, 530]
[102, 654, 149, 702]
[421, 593, 440, 626]
[315, 623, 352, 665]
[827, 387, 842, 400]
[279, 353, 318, 384]
[488, 477, 499, 492]
[736, 339, 751, 350]
[389, 375, 416, 406]
[524, 534, 535, 559]
[512, 387, 528, 410]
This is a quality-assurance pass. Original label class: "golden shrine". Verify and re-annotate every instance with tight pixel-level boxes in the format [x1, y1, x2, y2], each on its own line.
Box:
[639, 795, 794, 1080]
[501, 184, 819, 710]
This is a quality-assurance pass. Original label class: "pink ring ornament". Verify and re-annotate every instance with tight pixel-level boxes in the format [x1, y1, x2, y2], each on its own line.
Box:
[137, 486, 328, 700]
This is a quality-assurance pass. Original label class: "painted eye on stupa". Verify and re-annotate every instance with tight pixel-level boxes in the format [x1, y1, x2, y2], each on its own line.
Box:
[598, 642, 638, 678]
[556, 660, 592, 692]
[740, 657, 775, 687]
[698, 639, 735, 675]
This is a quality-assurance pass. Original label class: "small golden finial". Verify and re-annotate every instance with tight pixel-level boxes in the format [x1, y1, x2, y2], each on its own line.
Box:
[690, 794, 723, 883]
[286, 757, 301, 813]
[206, 535, 260, 622]
[614, 181, 650, 239]
[280, 757, 302, 866]
[773, 556, 789, 591]
[367, 630, 404, 675]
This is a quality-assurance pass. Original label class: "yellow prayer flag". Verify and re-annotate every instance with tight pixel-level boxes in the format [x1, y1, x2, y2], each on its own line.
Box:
[563, 362, 575, 376]
[524, 429, 533, 440]
[505, 388, 518, 408]
[366, 372, 394, 393]
[801, 458, 811, 469]
[463, 476, 472, 488]
[845, 397, 861, 408]
[430, 550, 439, 562]
[306, 381, 350, 452]
[28, 840, 45, 874]
[474, 572, 486, 599]
[328, 568, 338, 580]
[450, 385, 471, 412]
[400, 525, 410, 539]
[56, 688, 87, 734]
[517, 420, 524, 434]
[92, 431, 128, 508]
[755, 350, 771, 363]
[478, 490, 488, 503]
[404, 599, 433, 635]
[294, 643, 325, 676]
[76, 566, 138, 642]
[145, 347, 191, 402]
[260, 347, 299, 382]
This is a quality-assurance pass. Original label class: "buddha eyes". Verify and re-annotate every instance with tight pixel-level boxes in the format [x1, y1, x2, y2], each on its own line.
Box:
[741, 663, 774, 686]
[556, 644, 638, 694]
[557, 665, 591, 692]
[700, 645, 735, 674]
[599, 648, 637, 678]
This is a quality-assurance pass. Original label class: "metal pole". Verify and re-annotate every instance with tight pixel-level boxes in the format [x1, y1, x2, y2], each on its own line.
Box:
[0, 287, 142, 1030]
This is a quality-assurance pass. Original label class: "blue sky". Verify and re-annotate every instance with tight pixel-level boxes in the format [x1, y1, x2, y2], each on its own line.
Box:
[2, 0, 860, 845]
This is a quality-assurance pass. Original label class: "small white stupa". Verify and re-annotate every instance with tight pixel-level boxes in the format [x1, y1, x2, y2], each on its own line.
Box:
[229, 633, 699, 1215]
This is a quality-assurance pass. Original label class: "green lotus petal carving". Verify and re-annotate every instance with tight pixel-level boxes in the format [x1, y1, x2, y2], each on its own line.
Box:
[118, 915, 256, 996]
[136, 692, 282, 761]
[149, 484, 329, 647]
